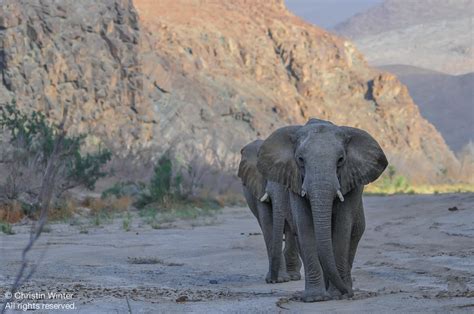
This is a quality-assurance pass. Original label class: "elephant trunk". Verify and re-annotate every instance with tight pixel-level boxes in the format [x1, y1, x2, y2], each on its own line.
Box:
[308, 181, 350, 295]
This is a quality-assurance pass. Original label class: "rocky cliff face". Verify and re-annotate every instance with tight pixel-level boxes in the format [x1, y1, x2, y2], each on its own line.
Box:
[379, 65, 474, 153]
[0, 0, 460, 183]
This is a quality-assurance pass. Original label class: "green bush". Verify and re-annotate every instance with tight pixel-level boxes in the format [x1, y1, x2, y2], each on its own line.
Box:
[135, 156, 182, 208]
[0, 222, 15, 235]
[0, 102, 111, 212]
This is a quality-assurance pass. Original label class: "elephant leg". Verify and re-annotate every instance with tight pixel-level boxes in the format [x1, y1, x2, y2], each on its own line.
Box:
[348, 199, 365, 287]
[254, 201, 277, 283]
[244, 187, 274, 282]
[267, 184, 290, 283]
[290, 192, 329, 302]
[327, 203, 351, 299]
[284, 221, 301, 280]
[328, 186, 364, 298]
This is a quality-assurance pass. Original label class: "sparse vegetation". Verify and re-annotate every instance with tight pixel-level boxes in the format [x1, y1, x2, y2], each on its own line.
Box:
[0, 102, 111, 224]
[365, 165, 474, 195]
[122, 212, 132, 231]
[135, 156, 182, 209]
[0, 221, 15, 235]
[101, 181, 144, 199]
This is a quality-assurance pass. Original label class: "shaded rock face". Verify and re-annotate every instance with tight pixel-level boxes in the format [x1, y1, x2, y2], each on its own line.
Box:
[379, 65, 474, 153]
[0, 0, 460, 183]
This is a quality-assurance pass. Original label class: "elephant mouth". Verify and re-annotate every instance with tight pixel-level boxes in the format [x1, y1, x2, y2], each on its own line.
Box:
[301, 187, 344, 202]
[301, 174, 345, 202]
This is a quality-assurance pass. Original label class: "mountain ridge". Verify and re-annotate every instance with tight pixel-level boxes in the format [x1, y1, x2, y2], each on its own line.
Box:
[335, 0, 473, 39]
[335, 0, 474, 75]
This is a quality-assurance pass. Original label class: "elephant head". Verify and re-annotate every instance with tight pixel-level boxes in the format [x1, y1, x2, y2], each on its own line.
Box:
[257, 119, 388, 294]
[238, 139, 267, 201]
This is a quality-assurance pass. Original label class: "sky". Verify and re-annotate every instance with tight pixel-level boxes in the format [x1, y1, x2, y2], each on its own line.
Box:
[285, 0, 384, 29]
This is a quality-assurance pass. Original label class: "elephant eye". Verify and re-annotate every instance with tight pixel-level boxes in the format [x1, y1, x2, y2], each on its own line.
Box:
[298, 156, 304, 164]
[337, 156, 345, 167]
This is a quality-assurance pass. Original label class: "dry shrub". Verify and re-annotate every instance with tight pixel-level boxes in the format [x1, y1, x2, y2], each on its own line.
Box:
[48, 198, 77, 221]
[178, 154, 242, 206]
[103, 155, 155, 184]
[0, 201, 24, 223]
[108, 196, 132, 212]
[82, 196, 132, 214]
[82, 197, 109, 215]
[214, 191, 245, 207]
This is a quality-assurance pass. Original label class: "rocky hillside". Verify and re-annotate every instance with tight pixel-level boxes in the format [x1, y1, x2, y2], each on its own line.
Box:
[335, 0, 474, 75]
[335, 0, 473, 38]
[379, 65, 474, 153]
[0, 0, 460, 184]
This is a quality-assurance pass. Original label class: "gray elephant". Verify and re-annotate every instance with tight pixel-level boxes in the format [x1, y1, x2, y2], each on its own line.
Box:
[256, 119, 388, 301]
[238, 140, 302, 283]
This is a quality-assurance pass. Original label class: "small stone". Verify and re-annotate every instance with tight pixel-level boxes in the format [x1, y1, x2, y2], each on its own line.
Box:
[209, 280, 218, 284]
[448, 206, 459, 211]
[175, 295, 188, 303]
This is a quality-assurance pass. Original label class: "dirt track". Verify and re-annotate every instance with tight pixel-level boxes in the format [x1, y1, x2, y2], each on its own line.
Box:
[1, 194, 473, 313]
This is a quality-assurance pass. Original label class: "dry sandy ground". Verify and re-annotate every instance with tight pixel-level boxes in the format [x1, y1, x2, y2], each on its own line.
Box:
[1, 194, 473, 313]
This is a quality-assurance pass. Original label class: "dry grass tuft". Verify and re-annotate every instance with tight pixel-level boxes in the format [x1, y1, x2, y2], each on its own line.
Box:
[214, 192, 245, 207]
[108, 196, 133, 212]
[0, 201, 24, 223]
[81, 195, 132, 215]
[82, 197, 109, 215]
[48, 198, 77, 221]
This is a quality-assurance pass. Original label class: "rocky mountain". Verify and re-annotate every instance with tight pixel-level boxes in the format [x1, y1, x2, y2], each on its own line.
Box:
[0, 0, 460, 184]
[379, 65, 474, 153]
[335, 0, 473, 38]
[335, 0, 474, 75]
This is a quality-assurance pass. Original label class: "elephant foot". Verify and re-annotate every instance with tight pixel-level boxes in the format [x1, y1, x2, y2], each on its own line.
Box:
[327, 282, 354, 299]
[301, 290, 331, 303]
[344, 288, 354, 299]
[287, 271, 301, 281]
[327, 285, 342, 300]
[291, 289, 330, 302]
[291, 291, 304, 300]
[265, 271, 290, 284]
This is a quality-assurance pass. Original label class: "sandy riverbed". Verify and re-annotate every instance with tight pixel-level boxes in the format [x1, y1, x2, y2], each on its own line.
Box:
[1, 193, 473, 313]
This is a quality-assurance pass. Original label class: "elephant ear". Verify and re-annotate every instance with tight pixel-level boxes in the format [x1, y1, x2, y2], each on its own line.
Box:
[339, 127, 388, 194]
[306, 118, 334, 126]
[238, 140, 267, 199]
[257, 126, 302, 194]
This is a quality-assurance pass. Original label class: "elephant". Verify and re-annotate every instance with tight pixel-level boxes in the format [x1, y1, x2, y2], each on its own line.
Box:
[256, 118, 388, 301]
[238, 139, 302, 283]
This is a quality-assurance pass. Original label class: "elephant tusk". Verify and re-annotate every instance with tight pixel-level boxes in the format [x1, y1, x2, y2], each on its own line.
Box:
[301, 189, 306, 197]
[336, 190, 344, 202]
[260, 192, 269, 202]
